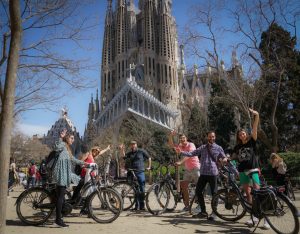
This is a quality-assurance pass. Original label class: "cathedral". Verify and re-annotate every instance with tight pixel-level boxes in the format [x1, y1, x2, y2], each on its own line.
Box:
[83, 0, 241, 144]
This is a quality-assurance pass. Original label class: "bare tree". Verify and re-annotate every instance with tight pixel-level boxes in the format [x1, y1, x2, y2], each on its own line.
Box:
[228, 0, 299, 152]
[183, 0, 299, 152]
[0, 0, 22, 233]
[0, 0, 98, 117]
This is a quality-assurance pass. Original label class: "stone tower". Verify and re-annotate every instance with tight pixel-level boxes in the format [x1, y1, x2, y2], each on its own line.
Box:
[100, 0, 180, 111]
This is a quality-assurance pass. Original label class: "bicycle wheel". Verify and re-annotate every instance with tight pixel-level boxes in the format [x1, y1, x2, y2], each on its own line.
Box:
[87, 188, 123, 223]
[264, 193, 299, 234]
[112, 181, 136, 210]
[16, 187, 54, 225]
[165, 184, 179, 212]
[189, 195, 202, 216]
[286, 181, 296, 201]
[146, 183, 170, 215]
[211, 189, 246, 222]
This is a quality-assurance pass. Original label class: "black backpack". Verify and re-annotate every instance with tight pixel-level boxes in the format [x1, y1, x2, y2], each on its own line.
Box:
[45, 150, 61, 181]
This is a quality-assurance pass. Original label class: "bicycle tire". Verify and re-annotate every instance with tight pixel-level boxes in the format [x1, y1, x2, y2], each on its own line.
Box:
[166, 189, 178, 212]
[146, 182, 170, 215]
[16, 187, 54, 225]
[87, 188, 123, 223]
[211, 189, 246, 222]
[112, 181, 136, 210]
[264, 192, 299, 234]
[286, 181, 296, 201]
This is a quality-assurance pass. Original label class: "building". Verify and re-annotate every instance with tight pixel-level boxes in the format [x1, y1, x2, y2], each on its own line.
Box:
[43, 108, 81, 156]
[84, 0, 242, 144]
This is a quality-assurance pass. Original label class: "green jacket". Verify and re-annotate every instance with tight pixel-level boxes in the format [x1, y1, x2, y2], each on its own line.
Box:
[52, 138, 84, 187]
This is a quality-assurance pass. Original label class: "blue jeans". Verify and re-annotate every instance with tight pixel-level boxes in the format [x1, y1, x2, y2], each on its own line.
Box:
[27, 177, 36, 189]
[129, 171, 145, 209]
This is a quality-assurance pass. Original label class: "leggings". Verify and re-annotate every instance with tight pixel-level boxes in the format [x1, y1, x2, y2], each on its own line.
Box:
[56, 185, 66, 221]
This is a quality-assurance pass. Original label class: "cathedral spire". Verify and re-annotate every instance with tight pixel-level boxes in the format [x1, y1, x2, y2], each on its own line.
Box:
[95, 89, 100, 119]
[179, 44, 185, 70]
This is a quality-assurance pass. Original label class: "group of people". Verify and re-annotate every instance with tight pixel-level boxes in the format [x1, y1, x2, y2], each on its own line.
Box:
[167, 109, 261, 227]
[9, 107, 288, 230]
[166, 108, 288, 230]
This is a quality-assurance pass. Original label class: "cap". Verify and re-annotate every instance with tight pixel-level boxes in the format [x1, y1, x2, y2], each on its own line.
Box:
[130, 140, 137, 144]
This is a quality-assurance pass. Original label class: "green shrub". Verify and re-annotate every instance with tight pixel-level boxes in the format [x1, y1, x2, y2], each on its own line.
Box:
[278, 152, 300, 177]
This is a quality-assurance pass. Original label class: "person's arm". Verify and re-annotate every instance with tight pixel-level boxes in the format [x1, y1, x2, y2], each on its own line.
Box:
[119, 144, 126, 158]
[71, 157, 85, 165]
[249, 108, 259, 141]
[54, 129, 67, 151]
[146, 157, 152, 170]
[99, 145, 111, 156]
[180, 145, 203, 157]
[217, 147, 227, 163]
[168, 130, 176, 148]
[175, 157, 189, 166]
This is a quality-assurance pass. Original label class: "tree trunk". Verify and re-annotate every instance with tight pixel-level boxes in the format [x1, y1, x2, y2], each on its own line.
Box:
[0, 0, 22, 233]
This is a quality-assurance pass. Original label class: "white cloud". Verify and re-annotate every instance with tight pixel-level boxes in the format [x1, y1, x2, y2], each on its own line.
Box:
[16, 123, 50, 137]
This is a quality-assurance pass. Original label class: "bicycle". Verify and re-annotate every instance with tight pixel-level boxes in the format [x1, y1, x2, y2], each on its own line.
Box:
[111, 168, 145, 211]
[15, 164, 123, 225]
[285, 172, 295, 201]
[211, 161, 299, 234]
[146, 163, 196, 215]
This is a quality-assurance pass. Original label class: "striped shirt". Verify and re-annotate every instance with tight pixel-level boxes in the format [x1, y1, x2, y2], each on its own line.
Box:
[181, 143, 225, 176]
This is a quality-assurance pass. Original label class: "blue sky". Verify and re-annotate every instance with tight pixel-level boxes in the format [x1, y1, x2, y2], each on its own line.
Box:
[17, 0, 299, 137]
[18, 0, 203, 136]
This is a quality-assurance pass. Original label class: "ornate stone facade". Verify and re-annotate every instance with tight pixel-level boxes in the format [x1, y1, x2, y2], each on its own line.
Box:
[84, 0, 243, 143]
[43, 108, 81, 156]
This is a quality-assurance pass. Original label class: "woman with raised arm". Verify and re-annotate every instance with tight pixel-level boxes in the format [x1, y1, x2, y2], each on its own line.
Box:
[52, 129, 86, 228]
[232, 108, 270, 230]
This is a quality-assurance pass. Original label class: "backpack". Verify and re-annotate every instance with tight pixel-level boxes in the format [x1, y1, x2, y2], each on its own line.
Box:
[45, 150, 61, 181]
[29, 165, 36, 176]
[39, 163, 47, 176]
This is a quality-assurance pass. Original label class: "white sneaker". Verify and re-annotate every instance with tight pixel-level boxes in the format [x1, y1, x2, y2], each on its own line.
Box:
[245, 217, 259, 226]
[262, 219, 271, 230]
[194, 205, 201, 214]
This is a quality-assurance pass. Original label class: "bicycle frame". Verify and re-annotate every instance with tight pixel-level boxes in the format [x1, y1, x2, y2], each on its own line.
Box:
[221, 164, 254, 213]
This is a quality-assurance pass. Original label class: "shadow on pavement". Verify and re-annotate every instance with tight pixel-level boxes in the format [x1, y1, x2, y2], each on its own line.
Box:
[157, 215, 256, 234]
[6, 219, 28, 226]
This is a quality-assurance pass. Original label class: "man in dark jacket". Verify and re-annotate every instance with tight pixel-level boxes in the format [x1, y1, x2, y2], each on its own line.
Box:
[119, 140, 151, 210]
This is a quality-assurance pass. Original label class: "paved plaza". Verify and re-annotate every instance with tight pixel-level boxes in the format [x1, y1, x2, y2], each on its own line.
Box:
[5, 185, 300, 234]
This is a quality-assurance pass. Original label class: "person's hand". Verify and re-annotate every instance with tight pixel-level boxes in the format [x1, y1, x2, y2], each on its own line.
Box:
[106, 145, 111, 151]
[170, 130, 176, 136]
[60, 128, 67, 138]
[146, 167, 151, 171]
[175, 161, 181, 166]
[249, 108, 259, 116]
[174, 146, 181, 154]
[119, 144, 124, 150]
